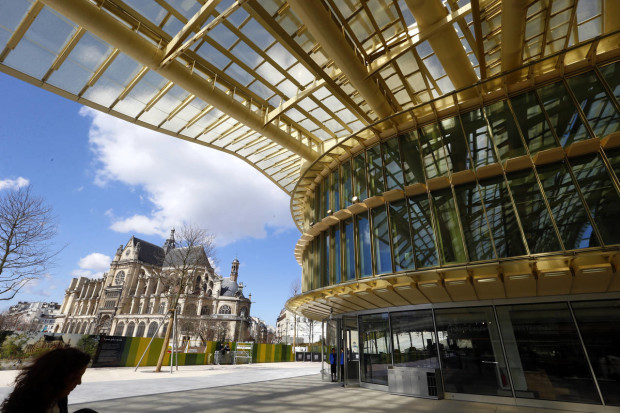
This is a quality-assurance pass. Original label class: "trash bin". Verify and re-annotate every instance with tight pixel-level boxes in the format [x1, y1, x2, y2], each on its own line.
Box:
[296, 352, 304, 361]
[387, 367, 443, 399]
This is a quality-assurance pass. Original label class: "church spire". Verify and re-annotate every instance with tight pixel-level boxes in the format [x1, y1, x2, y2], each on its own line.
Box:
[230, 257, 240, 282]
[163, 228, 176, 253]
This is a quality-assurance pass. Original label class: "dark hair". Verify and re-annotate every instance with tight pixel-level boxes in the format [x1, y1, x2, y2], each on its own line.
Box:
[1, 347, 91, 413]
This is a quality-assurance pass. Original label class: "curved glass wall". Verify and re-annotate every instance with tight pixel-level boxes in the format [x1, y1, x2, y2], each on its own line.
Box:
[303, 61, 620, 291]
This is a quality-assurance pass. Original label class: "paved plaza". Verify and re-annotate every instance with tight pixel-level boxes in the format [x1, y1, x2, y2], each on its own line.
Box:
[0, 362, 587, 412]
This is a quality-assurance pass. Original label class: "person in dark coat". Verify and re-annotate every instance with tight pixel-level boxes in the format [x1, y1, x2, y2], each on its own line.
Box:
[329, 348, 337, 382]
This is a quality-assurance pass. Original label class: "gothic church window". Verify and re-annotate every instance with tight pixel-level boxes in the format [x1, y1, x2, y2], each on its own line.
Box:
[115, 271, 125, 285]
[219, 305, 232, 314]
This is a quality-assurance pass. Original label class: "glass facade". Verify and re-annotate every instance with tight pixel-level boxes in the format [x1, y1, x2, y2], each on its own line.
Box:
[303, 64, 620, 291]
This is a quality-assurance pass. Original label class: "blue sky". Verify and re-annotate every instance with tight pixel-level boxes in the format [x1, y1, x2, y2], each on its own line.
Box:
[0, 72, 302, 326]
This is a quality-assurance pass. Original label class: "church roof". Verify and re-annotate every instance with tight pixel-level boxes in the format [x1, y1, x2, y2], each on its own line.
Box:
[163, 246, 212, 270]
[220, 278, 244, 298]
[129, 237, 165, 266]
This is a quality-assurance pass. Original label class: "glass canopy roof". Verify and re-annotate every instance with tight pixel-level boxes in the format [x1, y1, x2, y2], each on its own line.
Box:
[0, 0, 616, 197]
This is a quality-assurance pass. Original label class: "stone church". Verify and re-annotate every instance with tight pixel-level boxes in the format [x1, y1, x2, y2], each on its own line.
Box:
[56, 230, 251, 343]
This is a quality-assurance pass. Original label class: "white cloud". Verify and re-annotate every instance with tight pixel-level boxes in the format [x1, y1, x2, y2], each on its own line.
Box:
[81, 108, 294, 245]
[71, 252, 112, 279]
[0, 177, 29, 191]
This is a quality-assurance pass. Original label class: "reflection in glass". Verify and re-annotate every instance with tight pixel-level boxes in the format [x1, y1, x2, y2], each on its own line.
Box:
[343, 219, 355, 281]
[478, 176, 526, 257]
[496, 303, 600, 404]
[461, 109, 497, 168]
[538, 81, 590, 147]
[431, 189, 467, 264]
[605, 147, 620, 185]
[332, 169, 340, 212]
[334, 226, 341, 285]
[400, 130, 426, 185]
[439, 116, 471, 173]
[419, 123, 449, 179]
[389, 200, 415, 272]
[454, 183, 495, 261]
[537, 162, 599, 249]
[510, 90, 558, 154]
[571, 300, 620, 406]
[566, 70, 619, 139]
[341, 161, 353, 207]
[356, 213, 372, 278]
[367, 145, 385, 197]
[322, 231, 330, 287]
[484, 100, 526, 160]
[360, 313, 392, 385]
[322, 179, 329, 219]
[391, 310, 438, 368]
[353, 153, 368, 201]
[371, 206, 391, 275]
[408, 196, 438, 268]
[599, 61, 620, 103]
[505, 169, 561, 253]
[435, 307, 511, 397]
[383, 137, 405, 190]
[570, 153, 620, 245]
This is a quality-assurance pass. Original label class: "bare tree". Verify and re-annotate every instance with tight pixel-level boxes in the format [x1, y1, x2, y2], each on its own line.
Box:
[154, 225, 215, 372]
[0, 186, 60, 300]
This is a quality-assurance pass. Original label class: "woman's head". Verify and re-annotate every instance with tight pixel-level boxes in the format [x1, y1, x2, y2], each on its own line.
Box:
[1, 347, 91, 413]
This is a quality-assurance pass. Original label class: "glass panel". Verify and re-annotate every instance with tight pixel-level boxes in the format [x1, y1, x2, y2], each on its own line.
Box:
[367, 145, 385, 197]
[343, 218, 356, 281]
[484, 100, 527, 160]
[439, 116, 471, 173]
[322, 179, 329, 218]
[570, 153, 620, 245]
[356, 213, 372, 278]
[334, 226, 341, 284]
[360, 313, 391, 385]
[323, 231, 330, 287]
[478, 176, 527, 257]
[454, 183, 495, 261]
[496, 303, 601, 404]
[599, 61, 620, 104]
[605, 147, 620, 184]
[382, 137, 405, 190]
[353, 153, 368, 201]
[510, 90, 558, 153]
[391, 310, 438, 368]
[408, 195, 438, 268]
[571, 300, 620, 406]
[538, 81, 590, 147]
[400, 130, 426, 185]
[537, 162, 599, 249]
[435, 307, 511, 397]
[332, 169, 341, 212]
[371, 206, 391, 275]
[505, 168, 561, 253]
[461, 109, 497, 168]
[389, 200, 415, 271]
[566, 70, 620, 139]
[431, 189, 467, 264]
[341, 161, 353, 207]
[419, 124, 449, 179]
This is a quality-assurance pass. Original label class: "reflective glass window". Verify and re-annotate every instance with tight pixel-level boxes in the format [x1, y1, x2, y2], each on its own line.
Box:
[391, 310, 438, 368]
[341, 160, 353, 207]
[537, 162, 599, 249]
[571, 300, 620, 406]
[407, 195, 438, 268]
[332, 169, 340, 212]
[510, 90, 558, 153]
[435, 307, 511, 397]
[342, 218, 356, 281]
[431, 189, 467, 264]
[484, 100, 527, 160]
[389, 200, 415, 271]
[382, 137, 405, 190]
[360, 313, 392, 385]
[605, 147, 620, 184]
[322, 231, 330, 287]
[356, 213, 372, 278]
[570, 153, 620, 245]
[353, 153, 368, 201]
[538, 81, 590, 147]
[496, 303, 600, 403]
[367, 145, 385, 197]
[439, 116, 471, 173]
[599, 61, 620, 104]
[461, 109, 497, 168]
[313, 190, 320, 224]
[419, 124, 449, 179]
[371, 206, 391, 275]
[478, 176, 527, 257]
[566, 70, 620, 139]
[505, 169, 561, 253]
[322, 179, 329, 218]
[400, 130, 425, 185]
[454, 183, 495, 261]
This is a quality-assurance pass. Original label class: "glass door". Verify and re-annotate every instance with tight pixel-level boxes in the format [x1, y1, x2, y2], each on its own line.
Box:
[343, 315, 360, 387]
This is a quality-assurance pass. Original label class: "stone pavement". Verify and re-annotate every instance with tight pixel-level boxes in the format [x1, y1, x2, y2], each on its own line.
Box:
[0, 362, 590, 412]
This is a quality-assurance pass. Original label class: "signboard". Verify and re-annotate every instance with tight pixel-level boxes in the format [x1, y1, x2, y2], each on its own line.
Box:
[92, 336, 128, 367]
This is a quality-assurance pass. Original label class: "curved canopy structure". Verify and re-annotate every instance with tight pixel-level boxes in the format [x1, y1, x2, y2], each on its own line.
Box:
[2, 0, 617, 195]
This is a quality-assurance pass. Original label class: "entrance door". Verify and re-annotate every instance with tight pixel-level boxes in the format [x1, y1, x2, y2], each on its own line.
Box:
[343, 316, 360, 387]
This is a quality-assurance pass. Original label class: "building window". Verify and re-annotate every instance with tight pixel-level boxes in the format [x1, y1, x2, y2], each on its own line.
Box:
[113, 322, 124, 336]
[219, 305, 231, 315]
[125, 322, 135, 337]
[147, 322, 158, 337]
[136, 322, 146, 337]
[200, 306, 211, 315]
[115, 271, 125, 285]
[158, 303, 166, 314]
